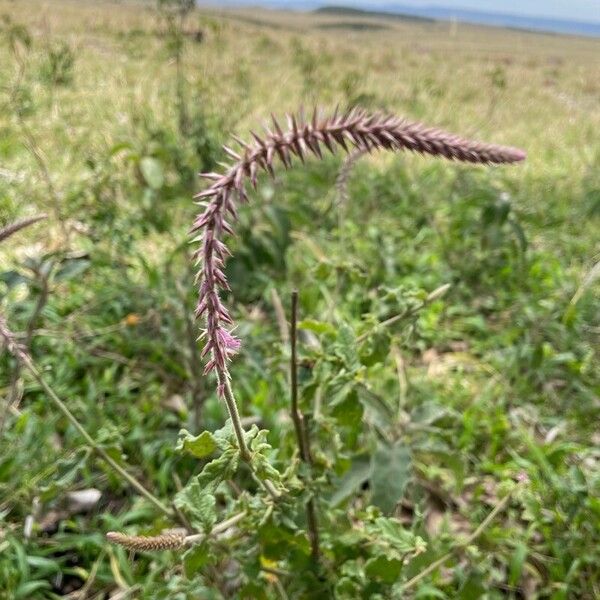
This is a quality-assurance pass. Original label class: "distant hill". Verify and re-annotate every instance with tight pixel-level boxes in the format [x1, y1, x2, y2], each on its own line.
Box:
[315, 6, 434, 24]
[380, 4, 600, 37]
[201, 1, 600, 38]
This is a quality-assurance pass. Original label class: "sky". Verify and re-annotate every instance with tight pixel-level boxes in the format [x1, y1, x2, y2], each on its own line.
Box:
[362, 0, 600, 22]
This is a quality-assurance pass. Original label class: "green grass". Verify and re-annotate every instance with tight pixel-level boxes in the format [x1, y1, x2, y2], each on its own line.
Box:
[0, 1, 599, 598]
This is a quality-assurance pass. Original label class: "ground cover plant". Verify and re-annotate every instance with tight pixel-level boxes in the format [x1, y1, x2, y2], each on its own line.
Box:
[0, 1, 599, 598]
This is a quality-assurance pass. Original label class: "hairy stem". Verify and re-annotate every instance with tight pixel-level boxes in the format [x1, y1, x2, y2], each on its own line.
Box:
[216, 369, 280, 500]
[217, 369, 251, 462]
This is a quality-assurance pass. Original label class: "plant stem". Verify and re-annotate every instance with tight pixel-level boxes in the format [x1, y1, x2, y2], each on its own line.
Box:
[217, 370, 252, 462]
[290, 290, 320, 563]
[0, 214, 47, 244]
[29, 356, 173, 517]
[185, 510, 247, 545]
[290, 291, 307, 462]
[216, 369, 280, 500]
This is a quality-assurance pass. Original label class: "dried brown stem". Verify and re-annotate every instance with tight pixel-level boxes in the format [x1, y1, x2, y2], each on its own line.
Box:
[289, 291, 320, 563]
[290, 291, 307, 463]
[0, 214, 47, 244]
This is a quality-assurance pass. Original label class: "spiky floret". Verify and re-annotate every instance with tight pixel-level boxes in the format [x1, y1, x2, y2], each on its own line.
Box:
[192, 107, 525, 384]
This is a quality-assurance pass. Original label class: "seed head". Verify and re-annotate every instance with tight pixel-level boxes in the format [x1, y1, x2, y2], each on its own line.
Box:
[193, 107, 526, 387]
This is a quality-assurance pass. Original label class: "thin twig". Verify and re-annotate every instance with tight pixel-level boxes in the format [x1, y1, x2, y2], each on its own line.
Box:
[0, 214, 47, 244]
[335, 147, 366, 207]
[72, 550, 105, 600]
[185, 510, 247, 545]
[0, 215, 49, 423]
[290, 290, 320, 563]
[290, 291, 307, 462]
[4, 263, 52, 432]
[391, 343, 408, 417]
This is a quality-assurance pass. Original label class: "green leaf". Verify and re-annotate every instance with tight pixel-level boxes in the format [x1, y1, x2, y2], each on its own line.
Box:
[174, 478, 217, 531]
[334, 323, 360, 369]
[109, 141, 133, 156]
[213, 420, 235, 449]
[15, 581, 52, 599]
[177, 429, 218, 459]
[183, 543, 211, 578]
[370, 443, 411, 514]
[0, 270, 29, 289]
[458, 574, 486, 599]
[331, 388, 363, 428]
[410, 401, 450, 425]
[26, 555, 61, 575]
[55, 258, 90, 281]
[365, 554, 403, 583]
[509, 543, 528, 587]
[139, 156, 164, 189]
[371, 517, 423, 554]
[414, 584, 448, 599]
[330, 456, 371, 507]
[249, 429, 282, 483]
[196, 448, 240, 489]
[298, 319, 336, 335]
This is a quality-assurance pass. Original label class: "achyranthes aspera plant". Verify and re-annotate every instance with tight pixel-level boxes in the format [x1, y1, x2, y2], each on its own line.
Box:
[1, 107, 525, 596]
[104, 106, 525, 595]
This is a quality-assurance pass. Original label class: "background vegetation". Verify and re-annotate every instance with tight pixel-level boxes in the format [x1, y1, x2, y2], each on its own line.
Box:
[0, 0, 599, 598]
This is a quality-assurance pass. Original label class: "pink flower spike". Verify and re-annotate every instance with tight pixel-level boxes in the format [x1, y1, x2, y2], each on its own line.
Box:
[217, 327, 241, 355]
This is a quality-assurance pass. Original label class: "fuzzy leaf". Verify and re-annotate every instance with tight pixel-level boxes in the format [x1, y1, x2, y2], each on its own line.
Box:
[370, 443, 411, 514]
[197, 448, 240, 489]
[330, 456, 371, 507]
[249, 429, 282, 483]
[365, 554, 403, 583]
[370, 517, 422, 554]
[177, 429, 218, 459]
[183, 543, 211, 578]
[174, 478, 217, 531]
[298, 319, 336, 335]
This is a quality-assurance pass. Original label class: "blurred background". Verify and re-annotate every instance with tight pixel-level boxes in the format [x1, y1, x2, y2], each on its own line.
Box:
[0, 0, 599, 598]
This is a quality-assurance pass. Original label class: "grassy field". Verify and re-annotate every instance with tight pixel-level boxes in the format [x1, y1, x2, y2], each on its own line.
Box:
[1, 1, 599, 598]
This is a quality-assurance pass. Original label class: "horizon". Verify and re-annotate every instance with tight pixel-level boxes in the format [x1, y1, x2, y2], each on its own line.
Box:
[213, 0, 600, 25]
